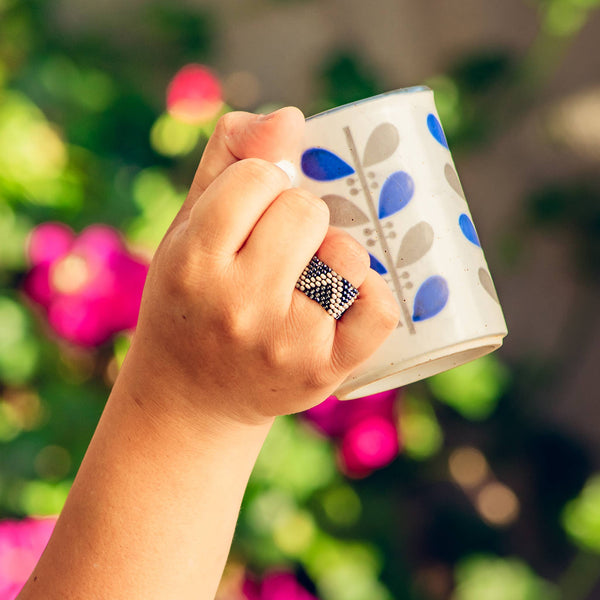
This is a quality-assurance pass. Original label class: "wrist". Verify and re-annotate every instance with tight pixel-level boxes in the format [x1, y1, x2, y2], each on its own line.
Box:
[111, 337, 275, 448]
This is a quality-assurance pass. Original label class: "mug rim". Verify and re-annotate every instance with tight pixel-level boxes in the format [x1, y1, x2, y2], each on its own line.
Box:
[306, 86, 432, 121]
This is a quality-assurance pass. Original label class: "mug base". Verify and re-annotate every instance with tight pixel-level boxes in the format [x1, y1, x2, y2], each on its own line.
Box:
[335, 335, 505, 400]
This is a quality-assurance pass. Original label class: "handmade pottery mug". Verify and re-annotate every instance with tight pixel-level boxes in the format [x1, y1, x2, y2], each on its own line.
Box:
[294, 87, 508, 400]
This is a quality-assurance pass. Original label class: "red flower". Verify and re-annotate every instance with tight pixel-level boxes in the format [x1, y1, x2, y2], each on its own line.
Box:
[167, 64, 223, 124]
[243, 571, 319, 600]
[302, 390, 401, 477]
[0, 517, 56, 599]
[24, 223, 149, 347]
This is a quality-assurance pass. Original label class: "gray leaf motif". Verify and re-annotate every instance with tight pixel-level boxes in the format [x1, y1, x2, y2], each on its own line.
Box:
[444, 163, 465, 199]
[322, 194, 369, 227]
[478, 268, 500, 304]
[397, 221, 434, 267]
[362, 123, 400, 168]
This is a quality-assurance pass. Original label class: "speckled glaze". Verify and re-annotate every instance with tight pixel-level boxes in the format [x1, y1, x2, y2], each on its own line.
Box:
[297, 88, 508, 399]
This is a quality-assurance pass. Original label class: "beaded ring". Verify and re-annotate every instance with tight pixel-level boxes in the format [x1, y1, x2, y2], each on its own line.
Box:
[295, 255, 359, 320]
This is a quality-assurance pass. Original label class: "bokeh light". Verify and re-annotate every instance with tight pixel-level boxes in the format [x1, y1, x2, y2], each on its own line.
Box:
[449, 446, 489, 489]
[428, 355, 510, 420]
[454, 555, 559, 600]
[223, 71, 262, 109]
[399, 394, 443, 460]
[339, 416, 399, 477]
[150, 112, 202, 157]
[476, 482, 520, 527]
[562, 474, 600, 553]
[167, 64, 223, 124]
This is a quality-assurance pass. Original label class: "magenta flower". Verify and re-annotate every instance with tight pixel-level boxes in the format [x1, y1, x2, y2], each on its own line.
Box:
[302, 390, 401, 477]
[0, 517, 56, 599]
[167, 64, 223, 124]
[243, 571, 319, 600]
[23, 223, 149, 347]
[339, 416, 400, 478]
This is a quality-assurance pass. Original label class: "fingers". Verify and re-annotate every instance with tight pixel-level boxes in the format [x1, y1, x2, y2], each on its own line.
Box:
[187, 158, 292, 258]
[331, 269, 401, 373]
[237, 188, 330, 299]
[316, 227, 371, 290]
[197, 107, 305, 192]
[172, 108, 305, 229]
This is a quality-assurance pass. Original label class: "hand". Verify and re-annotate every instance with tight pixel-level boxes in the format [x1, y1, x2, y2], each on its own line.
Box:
[120, 108, 401, 427]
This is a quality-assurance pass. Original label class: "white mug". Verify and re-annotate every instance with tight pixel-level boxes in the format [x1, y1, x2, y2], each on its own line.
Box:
[295, 87, 508, 400]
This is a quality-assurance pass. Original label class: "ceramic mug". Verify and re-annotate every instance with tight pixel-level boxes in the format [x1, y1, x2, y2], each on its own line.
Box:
[295, 87, 508, 400]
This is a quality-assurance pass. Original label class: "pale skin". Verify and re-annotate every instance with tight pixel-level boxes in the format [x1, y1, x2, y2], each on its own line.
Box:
[17, 107, 400, 600]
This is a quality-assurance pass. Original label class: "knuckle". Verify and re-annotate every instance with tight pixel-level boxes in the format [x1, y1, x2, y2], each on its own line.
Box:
[334, 232, 370, 269]
[277, 189, 330, 226]
[234, 157, 287, 189]
[217, 303, 255, 341]
[261, 338, 293, 370]
[375, 294, 402, 330]
[213, 111, 237, 139]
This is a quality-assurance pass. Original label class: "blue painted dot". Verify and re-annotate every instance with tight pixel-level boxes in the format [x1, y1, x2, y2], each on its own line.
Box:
[301, 148, 355, 181]
[378, 171, 414, 219]
[459, 213, 481, 247]
[412, 275, 449, 322]
[427, 114, 448, 149]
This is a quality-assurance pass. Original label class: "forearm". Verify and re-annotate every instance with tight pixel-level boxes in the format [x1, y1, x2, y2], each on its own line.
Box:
[18, 357, 273, 600]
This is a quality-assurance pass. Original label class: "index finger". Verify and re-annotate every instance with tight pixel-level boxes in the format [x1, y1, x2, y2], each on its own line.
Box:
[172, 108, 305, 229]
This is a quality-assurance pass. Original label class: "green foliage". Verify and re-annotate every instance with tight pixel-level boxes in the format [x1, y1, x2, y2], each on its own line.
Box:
[454, 555, 559, 600]
[562, 474, 600, 553]
[428, 355, 510, 420]
[0, 1, 599, 598]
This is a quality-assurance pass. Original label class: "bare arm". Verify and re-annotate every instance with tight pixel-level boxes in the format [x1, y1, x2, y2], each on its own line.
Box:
[18, 108, 399, 600]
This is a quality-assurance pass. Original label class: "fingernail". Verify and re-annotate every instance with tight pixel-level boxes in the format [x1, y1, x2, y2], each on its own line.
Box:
[274, 160, 298, 186]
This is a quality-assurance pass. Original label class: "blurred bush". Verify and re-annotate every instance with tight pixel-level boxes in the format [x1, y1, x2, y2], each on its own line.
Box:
[1, 1, 600, 599]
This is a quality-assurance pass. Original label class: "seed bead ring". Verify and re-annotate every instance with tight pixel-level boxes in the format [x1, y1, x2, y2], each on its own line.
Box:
[295, 255, 359, 320]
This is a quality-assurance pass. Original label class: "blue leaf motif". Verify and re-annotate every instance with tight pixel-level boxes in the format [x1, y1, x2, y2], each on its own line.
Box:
[369, 253, 387, 275]
[459, 213, 481, 247]
[301, 148, 355, 181]
[412, 276, 449, 322]
[427, 113, 449, 149]
[379, 171, 414, 219]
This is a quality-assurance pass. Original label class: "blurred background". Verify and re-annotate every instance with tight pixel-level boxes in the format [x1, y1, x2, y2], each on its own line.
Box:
[1, 0, 600, 598]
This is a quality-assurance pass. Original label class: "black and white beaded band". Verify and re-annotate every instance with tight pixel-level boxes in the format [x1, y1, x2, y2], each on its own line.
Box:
[296, 255, 359, 320]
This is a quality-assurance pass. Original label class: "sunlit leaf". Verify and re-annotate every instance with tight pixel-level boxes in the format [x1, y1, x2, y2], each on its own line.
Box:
[428, 354, 510, 420]
[454, 555, 559, 600]
[562, 474, 600, 553]
[400, 394, 443, 460]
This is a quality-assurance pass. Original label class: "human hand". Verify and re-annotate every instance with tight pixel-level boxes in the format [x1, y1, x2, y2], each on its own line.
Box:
[120, 108, 401, 428]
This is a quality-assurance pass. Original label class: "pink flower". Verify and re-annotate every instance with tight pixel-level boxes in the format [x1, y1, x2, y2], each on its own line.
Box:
[167, 64, 223, 124]
[302, 390, 401, 477]
[243, 571, 319, 600]
[339, 416, 400, 478]
[23, 223, 149, 347]
[0, 517, 56, 599]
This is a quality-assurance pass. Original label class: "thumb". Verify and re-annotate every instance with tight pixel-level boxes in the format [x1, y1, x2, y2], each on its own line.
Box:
[170, 107, 305, 231]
